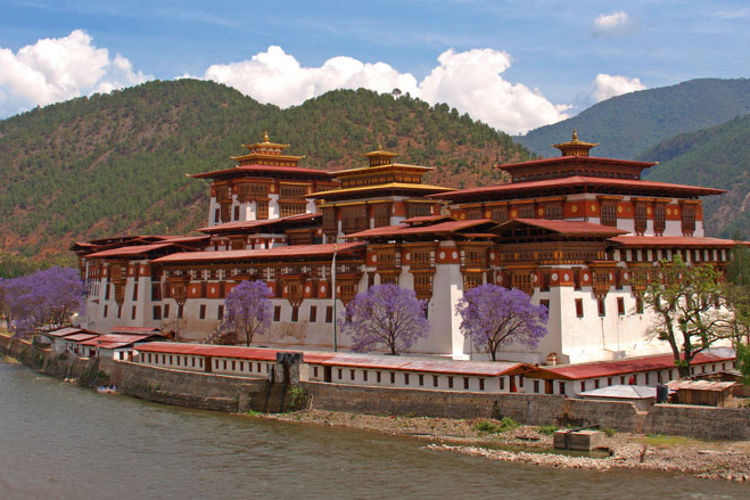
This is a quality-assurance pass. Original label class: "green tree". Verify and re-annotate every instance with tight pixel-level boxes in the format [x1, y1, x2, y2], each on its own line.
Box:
[638, 255, 729, 378]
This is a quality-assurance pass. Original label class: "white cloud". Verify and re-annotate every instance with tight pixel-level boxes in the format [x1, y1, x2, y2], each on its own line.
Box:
[202, 45, 568, 134]
[0, 30, 149, 117]
[593, 11, 631, 35]
[593, 73, 646, 102]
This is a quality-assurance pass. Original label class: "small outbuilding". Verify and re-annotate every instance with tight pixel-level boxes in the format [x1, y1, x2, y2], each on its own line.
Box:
[576, 385, 666, 411]
[667, 380, 739, 407]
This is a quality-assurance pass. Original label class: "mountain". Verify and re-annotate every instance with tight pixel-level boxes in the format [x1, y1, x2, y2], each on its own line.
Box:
[640, 113, 750, 238]
[0, 79, 530, 265]
[519, 78, 750, 159]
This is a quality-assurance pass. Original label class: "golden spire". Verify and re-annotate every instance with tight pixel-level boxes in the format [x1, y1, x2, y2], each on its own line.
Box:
[263, 130, 270, 143]
[552, 130, 599, 157]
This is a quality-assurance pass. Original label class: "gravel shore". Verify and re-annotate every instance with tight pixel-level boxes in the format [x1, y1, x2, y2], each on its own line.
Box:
[260, 409, 750, 482]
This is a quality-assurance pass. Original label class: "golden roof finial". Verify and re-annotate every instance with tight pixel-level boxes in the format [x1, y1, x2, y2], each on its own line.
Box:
[378, 141, 383, 150]
[263, 130, 270, 143]
[572, 128, 578, 141]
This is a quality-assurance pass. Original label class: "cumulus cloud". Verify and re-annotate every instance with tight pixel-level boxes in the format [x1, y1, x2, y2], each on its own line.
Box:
[0, 30, 149, 117]
[593, 11, 631, 35]
[593, 73, 646, 102]
[203, 45, 568, 134]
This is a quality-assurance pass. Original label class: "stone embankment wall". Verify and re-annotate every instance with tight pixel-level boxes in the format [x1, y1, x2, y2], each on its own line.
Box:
[2, 335, 748, 440]
[303, 383, 646, 432]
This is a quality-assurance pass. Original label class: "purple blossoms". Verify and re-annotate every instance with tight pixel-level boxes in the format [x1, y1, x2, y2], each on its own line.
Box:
[220, 280, 273, 346]
[456, 284, 548, 361]
[341, 284, 430, 355]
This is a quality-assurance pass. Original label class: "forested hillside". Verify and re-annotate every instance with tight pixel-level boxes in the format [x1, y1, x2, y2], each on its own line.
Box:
[519, 78, 750, 159]
[641, 113, 750, 238]
[0, 79, 529, 264]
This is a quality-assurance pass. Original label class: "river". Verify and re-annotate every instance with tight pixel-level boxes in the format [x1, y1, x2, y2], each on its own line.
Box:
[0, 361, 746, 499]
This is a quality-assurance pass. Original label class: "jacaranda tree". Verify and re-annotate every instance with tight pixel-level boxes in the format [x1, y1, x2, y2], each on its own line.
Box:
[218, 280, 273, 346]
[456, 284, 548, 361]
[340, 284, 430, 355]
[0, 266, 83, 338]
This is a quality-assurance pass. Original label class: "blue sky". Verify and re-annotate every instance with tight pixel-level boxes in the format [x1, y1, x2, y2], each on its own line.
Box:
[1, 0, 749, 133]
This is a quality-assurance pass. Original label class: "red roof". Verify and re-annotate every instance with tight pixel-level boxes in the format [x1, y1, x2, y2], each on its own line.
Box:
[501, 219, 628, 236]
[151, 242, 366, 264]
[345, 219, 496, 239]
[80, 334, 155, 347]
[429, 176, 726, 201]
[65, 333, 99, 342]
[609, 235, 737, 248]
[190, 165, 333, 179]
[527, 350, 735, 380]
[85, 243, 176, 258]
[45, 327, 86, 337]
[311, 353, 523, 377]
[156, 235, 211, 244]
[401, 214, 453, 224]
[135, 342, 335, 363]
[198, 213, 319, 233]
[133, 343, 522, 376]
[499, 155, 656, 170]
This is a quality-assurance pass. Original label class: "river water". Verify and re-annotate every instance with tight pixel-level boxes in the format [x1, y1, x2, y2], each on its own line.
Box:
[0, 362, 746, 499]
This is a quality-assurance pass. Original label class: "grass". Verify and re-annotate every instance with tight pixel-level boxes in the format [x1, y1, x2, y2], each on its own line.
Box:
[474, 417, 520, 434]
[642, 433, 692, 448]
[537, 425, 559, 435]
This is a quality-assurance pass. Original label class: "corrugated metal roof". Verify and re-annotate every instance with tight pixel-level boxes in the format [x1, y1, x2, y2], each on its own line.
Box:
[151, 242, 366, 264]
[190, 165, 333, 179]
[345, 219, 495, 239]
[85, 243, 175, 258]
[578, 385, 660, 399]
[609, 236, 737, 248]
[501, 218, 628, 236]
[65, 333, 99, 342]
[667, 380, 739, 392]
[527, 350, 735, 380]
[430, 175, 727, 200]
[198, 212, 319, 233]
[45, 327, 85, 337]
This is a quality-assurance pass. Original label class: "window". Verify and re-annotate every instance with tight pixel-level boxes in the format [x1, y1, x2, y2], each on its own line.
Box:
[634, 203, 647, 234]
[448, 376, 454, 389]
[192, 357, 196, 368]
[309, 305, 317, 322]
[390, 372, 395, 384]
[164, 304, 170, 318]
[337, 369, 342, 379]
[376, 371, 382, 383]
[575, 298, 584, 318]
[559, 382, 565, 394]
[117, 305, 122, 319]
[131, 306, 137, 320]
[499, 378, 505, 391]
[350, 369, 355, 381]
[199, 304, 206, 320]
[153, 305, 161, 320]
[654, 204, 666, 235]
[218, 305, 224, 320]
[479, 379, 485, 391]
[433, 375, 439, 387]
[132, 283, 138, 301]
[291, 306, 299, 322]
[544, 203, 563, 219]
[214, 208, 220, 223]
[256, 200, 269, 220]
[681, 204, 696, 235]
[103, 305, 108, 318]
[601, 201, 617, 227]
[363, 371, 368, 382]
[597, 298, 606, 317]
[372, 203, 391, 227]
[540, 299, 550, 311]
[233, 205, 240, 221]
[463, 377, 470, 390]
[404, 373, 410, 385]
[617, 297, 625, 315]
[274, 305, 281, 322]
[594, 379, 600, 389]
[313, 366, 319, 378]
[580, 381, 586, 392]
[418, 374, 424, 386]
[326, 306, 333, 323]
[533, 380, 540, 393]
[177, 304, 183, 319]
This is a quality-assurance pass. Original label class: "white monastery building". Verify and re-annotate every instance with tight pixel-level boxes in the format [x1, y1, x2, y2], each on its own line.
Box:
[75, 131, 734, 365]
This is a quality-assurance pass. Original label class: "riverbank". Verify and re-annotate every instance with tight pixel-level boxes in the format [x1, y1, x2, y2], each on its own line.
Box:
[258, 409, 750, 482]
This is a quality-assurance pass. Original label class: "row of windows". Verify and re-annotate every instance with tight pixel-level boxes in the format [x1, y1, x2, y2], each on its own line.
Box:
[273, 305, 334, 323]
[573, 296, 641, 318]
[312, 365, 489, 391]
